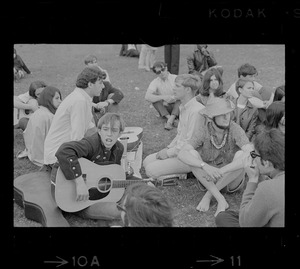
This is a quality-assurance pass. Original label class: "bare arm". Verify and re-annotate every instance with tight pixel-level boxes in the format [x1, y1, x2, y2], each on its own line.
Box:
[178, 144, 204, 168]
[145, 90, 169, 103]
[220, 144, 253, 174]
[14, 96, 38, 111]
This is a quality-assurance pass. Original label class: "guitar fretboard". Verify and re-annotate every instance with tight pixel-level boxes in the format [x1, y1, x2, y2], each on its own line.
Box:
[112, 180, 147, 188]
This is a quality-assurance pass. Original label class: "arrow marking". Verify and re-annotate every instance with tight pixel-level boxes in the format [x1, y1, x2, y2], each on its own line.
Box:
[196, 255, 224, 266]
[44, 256, 68, 267]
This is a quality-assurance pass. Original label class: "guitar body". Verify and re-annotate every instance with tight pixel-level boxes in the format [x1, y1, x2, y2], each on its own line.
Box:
[55, 158, 127, 212]
[14, 107, 31, 126]
[14, 171, 70, 227]
[119, 127, 143, 151]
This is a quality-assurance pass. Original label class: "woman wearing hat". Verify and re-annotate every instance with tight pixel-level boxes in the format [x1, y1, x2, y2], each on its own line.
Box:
[178, 97, 253, 217]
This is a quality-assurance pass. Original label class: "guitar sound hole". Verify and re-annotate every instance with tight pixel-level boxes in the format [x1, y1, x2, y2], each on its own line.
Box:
[98, 177, 112, 192]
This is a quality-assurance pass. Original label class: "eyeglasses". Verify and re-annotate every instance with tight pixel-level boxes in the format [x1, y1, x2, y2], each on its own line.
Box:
[154, 67, 166, 75]
[250, 150, 261, 159]
[116, 203, 126, 213]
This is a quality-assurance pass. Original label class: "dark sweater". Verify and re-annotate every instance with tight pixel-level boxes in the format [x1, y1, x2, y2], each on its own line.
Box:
[93, 81, 124, 105]
[55, 132, 124, 180]
[14, 55, 31, 74]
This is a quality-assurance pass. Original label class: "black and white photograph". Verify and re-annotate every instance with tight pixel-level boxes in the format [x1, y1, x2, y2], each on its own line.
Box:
[9, 2, 298, 269]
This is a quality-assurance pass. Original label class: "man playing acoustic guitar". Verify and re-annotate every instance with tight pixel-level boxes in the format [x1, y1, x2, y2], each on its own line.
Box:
[52, 113, 147, 226]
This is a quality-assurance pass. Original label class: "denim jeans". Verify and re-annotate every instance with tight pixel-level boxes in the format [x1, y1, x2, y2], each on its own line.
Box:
[152, 100, 180, 118]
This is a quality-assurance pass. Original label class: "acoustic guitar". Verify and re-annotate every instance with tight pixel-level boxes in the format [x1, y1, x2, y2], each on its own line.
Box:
[54, 158, 153, 212]
[14, 107, 32, 126]
[14, 171, 70, 227]
[119, 127, 143, 152]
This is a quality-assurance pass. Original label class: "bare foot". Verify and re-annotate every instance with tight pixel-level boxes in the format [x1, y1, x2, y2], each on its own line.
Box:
[196, 195, 211, 212]
[214, 200, 229, 217]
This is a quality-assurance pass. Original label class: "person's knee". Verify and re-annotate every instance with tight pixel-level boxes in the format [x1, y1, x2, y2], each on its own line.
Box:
[144, 163, 160, 178]
[143, 155, 160, 178]
[189, 150, 200, 159]
[233, 150, 245, 160]
[18, 117, 29, 131]
[143, 154, 156, 168]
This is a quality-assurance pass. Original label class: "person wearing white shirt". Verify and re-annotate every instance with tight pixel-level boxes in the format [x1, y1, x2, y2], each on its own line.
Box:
[143, 74, 205, 179]
[19, 86, 62, 164]
[145, 61, 180, 130]
[226, 63, 275, 108]
[14, 80, 47, 129]
[42, 66, 106, 172]
[138, 44, 157, 71]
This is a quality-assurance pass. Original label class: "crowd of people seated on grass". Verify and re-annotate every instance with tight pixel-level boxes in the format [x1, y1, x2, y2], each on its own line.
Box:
[14, 45, 284, 227]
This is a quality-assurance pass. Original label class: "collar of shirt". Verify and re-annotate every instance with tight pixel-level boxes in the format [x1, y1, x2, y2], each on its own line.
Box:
[271, 170, 285, 180]
[39, 105, 52, 114]
[246, 99, 255, 109]
[179, 97, 196, 112]
[98, 134, 118, 158]
[74, 87, 93, 104]
[157, 72, 170, 83]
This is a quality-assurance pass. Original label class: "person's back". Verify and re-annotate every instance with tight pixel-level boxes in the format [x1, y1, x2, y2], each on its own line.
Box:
[215, 127, 285, 227]
[239, 171, 284, 227]
[43, 67, 106, 166]
[44, 88, 93, 165]
[24, 86, 62, 166]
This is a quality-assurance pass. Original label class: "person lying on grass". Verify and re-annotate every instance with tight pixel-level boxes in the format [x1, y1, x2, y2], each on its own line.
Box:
[215, 128, 284, 227]
[178, 96, 253, 217]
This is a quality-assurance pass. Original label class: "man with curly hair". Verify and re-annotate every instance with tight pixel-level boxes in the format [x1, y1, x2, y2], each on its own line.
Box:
[42, 66, 106, 173]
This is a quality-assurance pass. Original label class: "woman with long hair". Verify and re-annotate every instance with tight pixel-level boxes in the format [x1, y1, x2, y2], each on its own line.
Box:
[195, 67, 225, 106]
[17, 86, 62, 164]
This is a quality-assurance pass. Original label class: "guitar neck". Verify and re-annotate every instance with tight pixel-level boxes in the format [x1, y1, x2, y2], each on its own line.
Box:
[112, 179, 148, 188]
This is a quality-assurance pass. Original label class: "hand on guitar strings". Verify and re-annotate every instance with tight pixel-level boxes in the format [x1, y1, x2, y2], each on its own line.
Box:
[75, 176, 90, 202]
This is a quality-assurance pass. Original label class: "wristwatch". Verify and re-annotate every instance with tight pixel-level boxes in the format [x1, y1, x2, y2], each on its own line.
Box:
[200, 162, 206, 168]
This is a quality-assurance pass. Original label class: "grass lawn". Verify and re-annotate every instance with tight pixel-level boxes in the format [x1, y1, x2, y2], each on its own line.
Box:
[13, 44, 285, 227]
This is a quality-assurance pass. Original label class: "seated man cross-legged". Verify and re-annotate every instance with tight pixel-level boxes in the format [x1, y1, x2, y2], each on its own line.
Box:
[145, 61, 180, 130]
[143, 74, 205, 181]
[178, 97, 253, 217]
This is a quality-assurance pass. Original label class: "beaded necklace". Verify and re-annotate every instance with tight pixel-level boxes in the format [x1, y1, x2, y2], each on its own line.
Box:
[209, 123, 229, 150]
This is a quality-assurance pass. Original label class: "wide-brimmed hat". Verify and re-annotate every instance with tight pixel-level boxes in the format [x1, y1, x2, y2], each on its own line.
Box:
[199, 96, 235, 118]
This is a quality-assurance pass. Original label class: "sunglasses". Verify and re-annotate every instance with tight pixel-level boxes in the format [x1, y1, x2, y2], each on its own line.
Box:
[154, 67, 166, 75]
[116, 203, 126, 213]
[250, 150, 261, 159]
